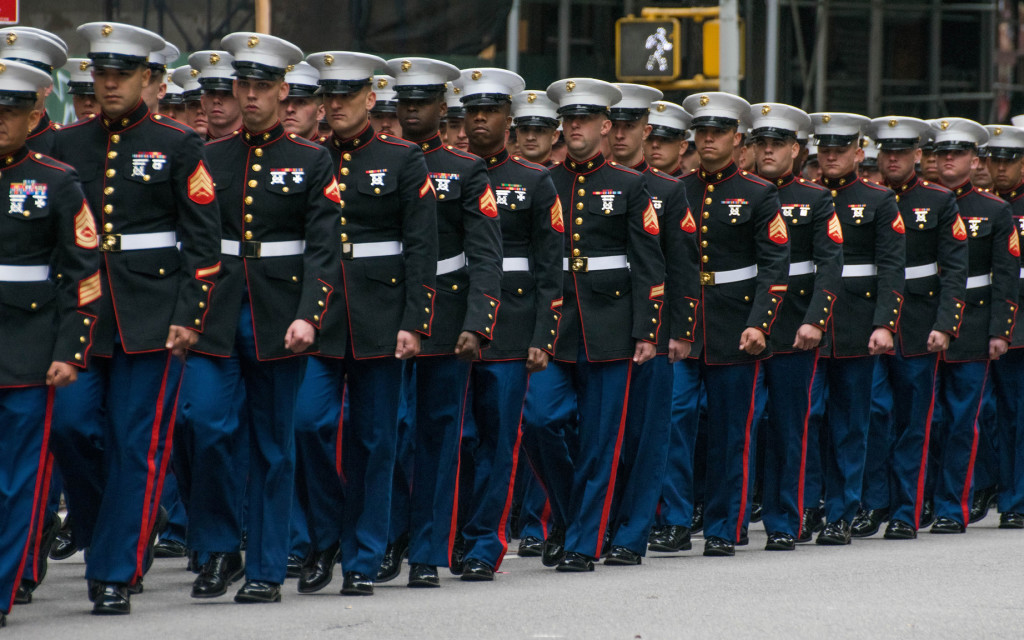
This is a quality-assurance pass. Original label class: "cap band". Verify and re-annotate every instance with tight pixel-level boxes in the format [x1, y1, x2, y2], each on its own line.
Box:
[751, 126, 797, 140]
[514, 115, 558, 129]
[318, 78, 370, 95]
[0, 89, 38, 108]
[814, 134, 858, 147]
[873, 137, 920, 150]
[933, 140, 977, 152]
[462, 93, 512, 107]
[6, 57, 54, 73]
[395, 83, 447, 100]
[88, 52, 148, 70]
[691, 115, 739, 129]
[556, 104, 608, 117]
[232, 60, 286, 80]
[649, 124, 687, 140]
[609, 107, 649, 121]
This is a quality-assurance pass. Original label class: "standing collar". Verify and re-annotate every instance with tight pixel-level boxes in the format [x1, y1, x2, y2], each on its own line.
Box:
[101, 100, 149, 133]
[997, 180, 1024, 201]
[482, 146, 509, 168]
[0, 145, 30, 169]
[820, 171, 859, 191]
[949, 180, 974, 199]
[241, 122, 286, 147]
[28, 113, 52, 139]
[698, 161, 739, 184]
[631, 159, 649, 173]
[885, 174, 920, 194]
[411, 132, 445, 154]
[331, 122, 373, 153]
[563, 152, 606, 174]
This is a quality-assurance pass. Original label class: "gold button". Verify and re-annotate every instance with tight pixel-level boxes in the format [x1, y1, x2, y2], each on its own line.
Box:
[374, 187, 381, 194]
[485, 327, 490, 333]
[452, 284, 459, 291]
[255, 149, 264, 157]
[491, 301, 496, 307]
[488, 313, 493, 319]
[341, 167, 350, 176]
[701, 255, 708, 263]
[517, 288, 524, 295]
[576, 202, 584, 210]
[107, 151, 117, 159]
[252, 164, 262, 172]
[577, 176, 585, 184]
[322, 287, 328, 293]
[110, 134, 120, 144]
[575, 217, 583, 225]
[343, 153, 352, 161]
[121, 118, 129, 126]
[80, 336, 86, 343]
[194, 319, 201, 326]
[158, 268, 165, 275]
[392, 278, 397, 283]
[573, 248, 580, 257]
[245, 231, 253, 240]
[577, 189, 585, 196]
[701, 226, 708, 232]
[341, 233, 348, 241]
[104, 186, 114, 195]
[423, 323, 429, 329]
[199, 302, 206, 309]
[768, 310, 773, 316]
[438, 194, 445, 200]
[573, 233, 580, 241]
[744, 296, 750, 302]
[30, 302, 37, 310]
[830, 190, 837, 197]
[702, 212, 709, 219]
[292, 276, 299, 282]
[314, 315, 320, 322]
[510, 204, 516, 210]
[340, 201, 345, 208]
[762, 323, 768, 328]
[700, 240, 707, 247]
[689, 302, 695, 308]
[704, 198, 712, 205]
[75, 353, 82, 360]
[339, 183, 347, 191]
[651, 318, 657, 323]
[104, 223, 113, 232]
[245, 214, 253, 223]
[84, 318, 91, 325]
[551, 330, 556, 335]
[427, 307, 432, 313]
[202, 285, 209, 292]
[244, 196, 253, 205]
[800, 290, 806, 295]
[865, 292, 871, 298]
[707, 185, 715, 193]
[106, 169, 116, 178]
[548, 343, 553, 349]
[318, 301, 325, 307]
[340, 217, 346, 225]
[819, 319, 826, 325]
[248, 180, 258, 188]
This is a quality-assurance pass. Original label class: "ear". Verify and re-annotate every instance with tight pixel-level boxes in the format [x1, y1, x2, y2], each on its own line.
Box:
[278, 81, 289, 102]
[789, 140, 801, 160]
[439, 101, 448, 119]
[913, 148, 923, 164]
[642, 123, 652, 141]
[157, 82, 167, 101]
[27, 108, 42, 132]
[141, 67, 152, 87]
[365, 89, 376, 111]
[599, 117, 612, 136]
[316, 102, 325, 121]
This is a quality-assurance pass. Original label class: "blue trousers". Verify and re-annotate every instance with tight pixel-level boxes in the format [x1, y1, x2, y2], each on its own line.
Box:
[803, 367, 828, 512]
[613, 356, 673, 554]
[177, 300, 303, 584]
[973, 379, 1000, 496]
[517, 464, 552, 540]
[874, 350, 939, 526]
[700, 359, 760, 543]
[992, 348, 1024, 513]
[934, 360, 988, 525]
[409, 356, 472, 568]
[463, 361, 529, 569]
[761, 350, 819, 537]
[295, 353, 402, 576]
[822, 356, 878, 524]
[521, 361, 578, 532]
[864, 357, 894, 512]
[20, 455, 58, 589]
[387, 360, 416, 545]
[51, 346, 181, 585]
[159, 470, 188, 544]
[0, 387, 52, 614]
[655, 358, 702, 529]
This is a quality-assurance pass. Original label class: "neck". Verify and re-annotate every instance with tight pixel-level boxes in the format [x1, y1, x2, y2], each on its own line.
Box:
[469, 140, 504, 158]
[243, 116, 278, 134]
[700, 154, 733, 174]
[335, 117, 369, 141]
[760, 163, 794, 181]
[567, 147, 601, 163]
[884, 170, 916, 188]
[410, 128, 440, 143]
[208, 116, 242, 138]
[940, 175, 970, 190]
[612, 147, 644, 167]
[104, 98, 142, 120]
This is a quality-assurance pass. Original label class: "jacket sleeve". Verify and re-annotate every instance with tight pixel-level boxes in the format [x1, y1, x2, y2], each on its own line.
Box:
[803, 187, 842, 330]
[990, 201, 1020, 342]
[626, 176, 667, 344]
[527, 170, 565, 355]
[296, 147, 343, 329]
[52, 170, 101, 368]
[169, 129, 223, 333]
[747, 184, 788, 334]
[663, 179, 700, 342]
[934, 193, 968, 336]
[459, 160, 504, 341]
[871, 190, 906, 332]
[398, 146, 439, 336]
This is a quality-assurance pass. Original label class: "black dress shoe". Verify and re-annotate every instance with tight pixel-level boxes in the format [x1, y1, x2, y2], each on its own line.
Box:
[376, 533, 409, 583]
[153, 538, 188, 559]
[0, 611, 5, 627]
[234, 580, 281, 603]
[14, 581, 32, 605]
[605, 545, 642, 565]
[408, 563, 439, 588]
[298, 542, 339, 594]
[750, 502, 763, 523]
[541, 527, 566, 567]
[556, 551, 595, 572]
[648, 525, 667, 544]
[34, 510, 62, 585]
[191, 551, 245, 598]
[703, 536, 735, 557]
[92, 583, 130, 615]
[999, 512, 1024, 529]
[930, 517, 966, 534]
[919, 500, 935, 529]
[340, 571, 374, 595]
[969, 486, 998, 524]
[815, 520, 852, 545]
[851, 508, 889, 538]
[648, 525, 692, 552]
[461, 558, 495, 581]
[286, 554, 304, 579]
[737, 528, 749, 546]
[50, 516, 77, 561]
[517, 536, 543, 557]
[883, 519, 917, 540]
[691, 503, 704, 533]
[765, 532, 796, 551]
[449, 533, 466, 576]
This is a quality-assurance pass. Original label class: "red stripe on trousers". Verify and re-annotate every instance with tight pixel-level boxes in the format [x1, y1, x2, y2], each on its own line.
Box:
[736, 361, 761, 543]
[796, 353, 820, 529]
[959, 365, 988, 525]
[336, 385, 346, 481]
[493, 377, 529, 570]
[914, 358, 940, 528]
[446, 366, 473, 565]
[593, 364, 633, 559]
[134, 353, 174, 578]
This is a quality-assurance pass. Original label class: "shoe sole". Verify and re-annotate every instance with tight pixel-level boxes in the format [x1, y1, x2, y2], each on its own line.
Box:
[604, 558, 641, 566]
[999, 523, 1024, 529]
[233, 594, 281, 603]
[517, 548, 542, 558]
[814, 538, 850, 545]
[702, 549, 734, 557]
[297, 574, 334, 594]
[850, 526, 881, 538]
[408, 580, 440, 588]
[91, 606, 130, 615]
[929, 528, 964, 534]
[554, 564, 594, 572]
[460, 572, 494, 581]
[883, 532, 916, 540]
[340, 587, 374, 595]
[764, 543, 795, 551]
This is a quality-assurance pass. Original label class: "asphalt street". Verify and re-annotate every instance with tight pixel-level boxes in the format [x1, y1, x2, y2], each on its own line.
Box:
[6, 519, 1023, 639]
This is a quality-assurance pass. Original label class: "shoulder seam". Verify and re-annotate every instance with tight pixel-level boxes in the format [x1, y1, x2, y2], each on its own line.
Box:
[29, 154, 71, 172]
[511, 156, 544, 172]
[739, 172, 771, 187]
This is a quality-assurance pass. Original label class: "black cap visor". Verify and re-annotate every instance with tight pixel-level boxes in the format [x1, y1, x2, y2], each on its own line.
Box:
[751, 126, 797, 141]
[987, 146, 1024, 160]
[232, 61, 286, 81]
[68, 82, 95, 96]
[395, 84, 447, 100]
[287, 82, 319, 98]
[691, 115, 738, 130]
[933, 140, 977, 153]
[89, 53, 148, 71]
[199, 78, 234, 93]
[462, 93, 511, 107]
[814, 134, 858, 148]
[557, 104, 608, 117]
[318, 79, 370, 96]
[514, 115, 558, 129]
[875, 137, 919, 151]
[0, 90, 38, 108]
[371, 100, 398, 114]
[608, 107, 648, 122]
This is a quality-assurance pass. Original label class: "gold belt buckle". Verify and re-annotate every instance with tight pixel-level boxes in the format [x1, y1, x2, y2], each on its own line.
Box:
[700, 271, 715, 286]
[100, 234, 121, 252]
[571, 256, 588, 273]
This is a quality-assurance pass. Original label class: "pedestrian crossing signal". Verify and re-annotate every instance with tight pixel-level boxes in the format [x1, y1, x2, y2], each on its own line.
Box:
[615, 17, 681, 82]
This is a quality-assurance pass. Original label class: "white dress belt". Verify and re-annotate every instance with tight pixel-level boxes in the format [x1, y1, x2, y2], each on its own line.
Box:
[905, 262, 939, 280]
[342, 240, 403, 259]
[437, 252, 467, 275]
[701, 264, 758, 285]
[562, 255, 629, 272]
[503, 257, 530, 272]
[842, 263, 878, 278]
[102, 231, 178, 252]
[221, 239, 306, 258]
[966, 274, 992, 289]
[1018, 266, 1024, 279]
[788, 260, 815, 277]
[0, 264, 50, 282]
